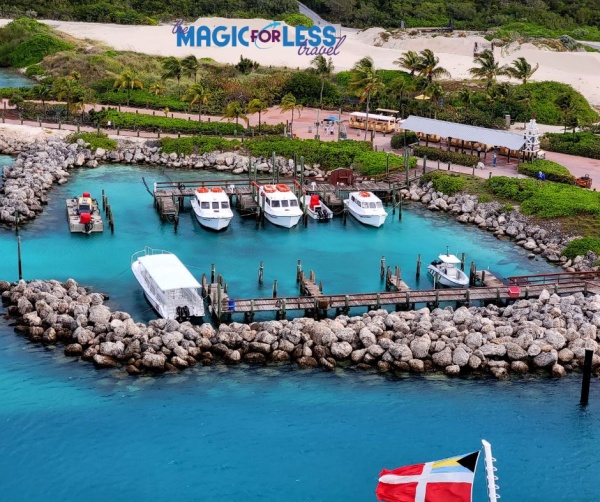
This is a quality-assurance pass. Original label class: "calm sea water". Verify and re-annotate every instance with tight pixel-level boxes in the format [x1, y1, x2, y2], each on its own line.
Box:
[0, 68, 33, 88]
[1, 157, 599, 501]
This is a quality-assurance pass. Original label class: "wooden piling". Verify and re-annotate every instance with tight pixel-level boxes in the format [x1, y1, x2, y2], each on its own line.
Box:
[258, 261, 264, 285]
[461, 252, 466, 271]
[380, 256, 386, 280]
[580, 349, 593, 406]
[416, 254, 421, 279]
[211, 264, 215, 283]
[272, 279, 278, 298]
[296, 260, 302, 283]
[17, 235, 23, 280]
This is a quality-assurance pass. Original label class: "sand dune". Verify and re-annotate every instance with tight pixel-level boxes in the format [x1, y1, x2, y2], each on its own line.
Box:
[2, 17, 600, 105]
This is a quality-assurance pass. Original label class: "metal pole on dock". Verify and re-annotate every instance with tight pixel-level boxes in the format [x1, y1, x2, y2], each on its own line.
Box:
[461, 252, 466, 271]
[272, 151, 277, 183]
[380, 256, 386, 281]
[416, 254, 421, 279]
[272, 279, 278, 298]
[580, 349, 593, 406]
[399, 193, 402, 221]
[15, 210, 19, 236]
[216, 283, 222, 322]
[211, 264, 215, 284]
[17, 235, 23, 280]
[296, 260, 302, 283]
[469, 262, 476, 286]
[102, 189, 105, 211]
[258, 261, 264, 285]
[300, 156, 305, 187]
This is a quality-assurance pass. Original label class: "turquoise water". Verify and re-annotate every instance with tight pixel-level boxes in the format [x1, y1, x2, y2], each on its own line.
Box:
[2, 158, 598, 501]
[0, 68, 33, 88]
[0, 162, 556, 322]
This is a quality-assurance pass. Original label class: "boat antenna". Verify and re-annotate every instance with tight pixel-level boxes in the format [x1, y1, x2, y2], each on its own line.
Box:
[481, 439, 500, 502]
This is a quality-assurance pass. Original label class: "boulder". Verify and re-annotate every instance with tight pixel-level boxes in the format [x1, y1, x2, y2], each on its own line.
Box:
[93, 354, 118, 368]
[331, 341, 353, 359]
[142, 352, 167, 370]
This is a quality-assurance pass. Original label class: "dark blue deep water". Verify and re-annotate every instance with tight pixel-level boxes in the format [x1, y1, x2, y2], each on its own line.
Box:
[1, 158, 599, 501]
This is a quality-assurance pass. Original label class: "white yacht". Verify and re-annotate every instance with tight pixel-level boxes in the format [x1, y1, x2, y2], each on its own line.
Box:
[300, 194, 333, 222]
[427, 252, 469, 288]
[131, 247, 204, 320]
[190, 186, 234, 231]
[258, 184, 303, 228]
[343, 191, 388, 227]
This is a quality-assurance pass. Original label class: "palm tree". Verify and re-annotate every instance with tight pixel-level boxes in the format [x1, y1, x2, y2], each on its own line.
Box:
[149, 81, 166, 96]
[161, 56, 183, 96]
[31, 81, 52, 116]
[457, 87, 474, 109]
[416, 49, 450, 82]
[349, 56, 385, 141]
[425, 82, 444, 105]
[556, 93, 576, 133]
[388, 77, 413, 118]
[492, 82, 513, 115]
[279, 93, 303, 135]
[394, 50, 420, 76]
[247, 98, 268, 133]
[182, 55, 199, 83]
[469, 49, 508, 89]
[310, 55, 334, 109]
[221, 101, 249, 130]
[53, 74, 81, 120]
[183, 83, 211, 121]
[505, 57, 539, 85]
[113, 68, 143, 106]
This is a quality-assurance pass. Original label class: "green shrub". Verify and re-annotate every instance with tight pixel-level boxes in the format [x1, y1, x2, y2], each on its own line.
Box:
[486, 177, 600, 218]
[517, 159, 576, 185]
[352, 151, 417, 175]
[25, 65, 45, 77]
[542, 132, 600, 160]
[562, 237, 600, 259]
[91, 110, 245, 135]
[7, 33, 73, 67]
[421, 171, 467, 196]
[159, 136, 240, 155]
[478, 193, 493, 203]
[278, 13, 314, 27]
[66, 132, 117, 151]
[412, 146, 479, 167]
[391, 131, 418, 149]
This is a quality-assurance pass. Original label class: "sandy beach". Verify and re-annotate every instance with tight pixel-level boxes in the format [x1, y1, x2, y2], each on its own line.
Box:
[2, 17, 600, 106]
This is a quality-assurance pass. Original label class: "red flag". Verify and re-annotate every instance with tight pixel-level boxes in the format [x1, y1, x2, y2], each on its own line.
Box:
[376, 451, 480, 502]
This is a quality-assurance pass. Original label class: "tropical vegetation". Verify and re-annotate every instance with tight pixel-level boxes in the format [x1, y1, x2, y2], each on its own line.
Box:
[517, 159, 576, 185]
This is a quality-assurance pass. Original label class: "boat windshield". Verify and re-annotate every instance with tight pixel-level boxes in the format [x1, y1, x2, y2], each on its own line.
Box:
[212, 202, 219, 209]
[290, 200, 298, 207]
[281, 200, 289, 207]
[362, 202, 368, 208]
[221, 201, 229, 209]
[271, 200, 281, 207]
[201, 202, 210, 209]
[369, 202, 376, 208]
[376, 202, 383, 208]
[78, 204, 90, 212]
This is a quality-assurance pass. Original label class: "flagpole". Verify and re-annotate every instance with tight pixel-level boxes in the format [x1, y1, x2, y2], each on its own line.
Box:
[481, 440, 499, 502]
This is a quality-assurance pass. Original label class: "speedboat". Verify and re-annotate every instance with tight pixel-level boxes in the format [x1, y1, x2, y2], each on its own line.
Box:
[427, 251, 469, 287]
[66, 191, 104, 234]
[343, 191, 388, 227]
[300, 194, 333, 222]
[190, 186, 233, 231]
[131, 247, 204, 320]
[258, 184, 303, 228]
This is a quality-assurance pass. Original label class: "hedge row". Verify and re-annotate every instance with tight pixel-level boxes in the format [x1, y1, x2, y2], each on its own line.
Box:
[66, 132, 117, 151]
[412, 146, 479, 167]
[420, 171, 467, 196]
[91, 110, 245, 135]
[390, 132, 418, 149]
[517, 159, 576, 185]
[158, 136, 240, 156]
[352, 151, 417, 175]
[541, 132, 600, 160]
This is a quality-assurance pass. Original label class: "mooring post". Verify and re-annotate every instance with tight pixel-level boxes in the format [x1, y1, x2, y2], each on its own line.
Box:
[15, 210, 19, 236]
[461, 252, 466, 271]
[481, 269, 486, 285]
[280, 298, 287, 320]
[216, 283, 222, 322]
[272, 151, 277, 183]
[17, 235, 23, 280]
[416, 254, 421, 279]
[210, 264, 215, 283]
[217, 273, 222, 286]
[435, 290, 439, 308]
[272, 279, 278, 298]
[433, 273, 438, 289]
[343, 207, 347, 225]
[300, 156, 305, 187]
[380, 256, 386, 280]
[102, 189, 105, 211]
[399, 194, 402, 220]
[319, 281, 323, 292]
[296, 260, 302, 283]
[258, 261, 264, 285]
[344, 295, 349, 314]
[580, 349, 593, 406]
[422, 155, 427, 175]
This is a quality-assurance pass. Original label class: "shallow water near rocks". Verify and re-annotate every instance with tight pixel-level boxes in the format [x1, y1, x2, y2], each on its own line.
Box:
[1, 159, 599, 501]
[0, 68, 33, 88]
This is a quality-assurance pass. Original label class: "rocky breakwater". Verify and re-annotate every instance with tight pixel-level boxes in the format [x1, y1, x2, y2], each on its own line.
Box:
[403, 181, 599, 272]
[2, 279, 600, 379]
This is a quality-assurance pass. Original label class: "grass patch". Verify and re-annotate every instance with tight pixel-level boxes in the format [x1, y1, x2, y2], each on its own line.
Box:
[352, 151, 417, 176]
[541, 132, 600, 160]
[159, 136, 240, 155]
[66, 132, 117, 151]
[517, 159, 576, 185]
[562, 237, 600, 259]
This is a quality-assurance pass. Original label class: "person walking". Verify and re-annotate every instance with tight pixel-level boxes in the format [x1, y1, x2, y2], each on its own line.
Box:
[492, 153, 497, 168]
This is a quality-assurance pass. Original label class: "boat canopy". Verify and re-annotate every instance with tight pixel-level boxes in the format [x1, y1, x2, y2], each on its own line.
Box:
[137, 254, 201, 291]
[438, 254, 461, 264]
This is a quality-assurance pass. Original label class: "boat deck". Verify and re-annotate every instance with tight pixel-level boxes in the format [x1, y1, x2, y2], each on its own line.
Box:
[66, 198, 104, 233]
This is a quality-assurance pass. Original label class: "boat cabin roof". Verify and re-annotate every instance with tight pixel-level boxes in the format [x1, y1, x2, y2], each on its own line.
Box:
[137, 254, 201, 291]
[438, 254, 461, 264]
[350, 191, 381, 201]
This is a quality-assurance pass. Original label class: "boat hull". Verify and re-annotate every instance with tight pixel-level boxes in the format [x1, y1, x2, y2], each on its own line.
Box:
[427, 265, 470, 288]
[264, 212, 302, 228]
[191, 199, 233, 231]
[346, 207, 387, 227]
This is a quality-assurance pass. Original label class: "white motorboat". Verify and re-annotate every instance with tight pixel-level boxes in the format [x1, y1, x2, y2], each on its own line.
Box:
[190, 186, 234, 231]
[427, 251, 469, 288]
[131, 247, 204, 320]
[66, 191, 104, 234]
[343, 191, 388, 227]
[258, 184, 303, 228]
[300, 194, 333, 222]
